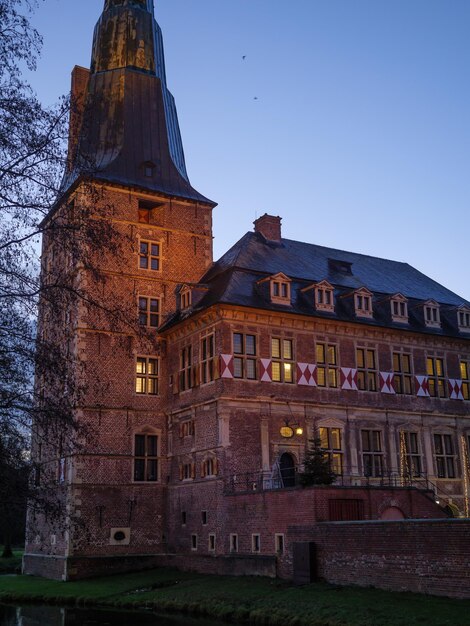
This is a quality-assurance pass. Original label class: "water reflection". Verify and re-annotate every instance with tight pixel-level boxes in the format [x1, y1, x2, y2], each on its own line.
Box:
[0, 605, 225, 626]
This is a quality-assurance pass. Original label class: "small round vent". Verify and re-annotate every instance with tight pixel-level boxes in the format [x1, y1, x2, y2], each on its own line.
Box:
[113, 531, 126, 541]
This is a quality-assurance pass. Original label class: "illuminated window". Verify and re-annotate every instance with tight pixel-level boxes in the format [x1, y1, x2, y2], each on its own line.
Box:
[427, 357, 446, 398]
[139, 240, 160, 271]
[251, 534, 260, 553]
[356, 348, 378, 392]
[461, 361, 470, 400]
[201, 332, 216, 384]
[179, 345, 193, 391]
[433, 434, 456, 478]
[424, 301, 441, 328]
[135, 357, 159, 395]
[354, 289, 373, 319]
[271, 338, 294, 383]
[401, 432, 422, 477]
[233, 333, 257, 379]
[134, 434, 158, 481]
[393, 352, 413, 395]
[316, 343, 338, 388]
[458, 307, 470, 333]
[391, 295, 408, 323]
[319, 427, 343, 474]
[361, 430, 383, 477]
[138, 296, 160, 328]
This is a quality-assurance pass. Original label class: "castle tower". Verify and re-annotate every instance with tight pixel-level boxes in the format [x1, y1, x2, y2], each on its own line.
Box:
[24, 0, 215, 580]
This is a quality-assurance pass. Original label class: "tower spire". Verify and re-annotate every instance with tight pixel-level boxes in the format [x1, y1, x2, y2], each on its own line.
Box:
[62, 0, 214, 206]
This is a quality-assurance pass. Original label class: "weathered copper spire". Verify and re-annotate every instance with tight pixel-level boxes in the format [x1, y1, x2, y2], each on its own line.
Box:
[62, 0, 214, 206]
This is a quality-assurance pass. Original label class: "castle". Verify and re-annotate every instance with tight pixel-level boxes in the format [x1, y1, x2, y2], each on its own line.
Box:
[25, 0, 470, 588]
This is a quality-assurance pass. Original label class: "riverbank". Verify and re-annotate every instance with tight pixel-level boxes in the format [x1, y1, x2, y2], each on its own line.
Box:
[0, 552, 22, 575]
[0, 568, 469, 626]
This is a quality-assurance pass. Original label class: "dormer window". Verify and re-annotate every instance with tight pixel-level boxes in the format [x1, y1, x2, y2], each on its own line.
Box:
[180, 287, 192, 310]
[424, 300, 440, 328]
[458, 306, 470, 333]
[354, 288, 373, 319]
[142, 161, 156, 178]
[314, 280, 335, 313]
[267, 273, 291, 305]
[138, 199, 162, 224]
[390, 294, 408, 323]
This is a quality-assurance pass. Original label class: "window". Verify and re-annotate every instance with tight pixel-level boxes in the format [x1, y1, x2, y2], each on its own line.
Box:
[434, 434, 456, 478]
[209, 534, 216, 552]
[181, 289, 191, 309]
[181, 511, 187, 525]
[427, 357, 446, 398]
[179, 420, 195, 438]
[393, 352, 413, 394]
[361, 430, 383, 477]
[202, 457, 217, 478]
[275, 534, 285, 554]
[251, 534, 260, 553]
[270, 274, 291, 304]
[201, 332, 216, 384]
[356, 348, 378, 392]
[139, 240, 160, 271]
[391, 296, 408, 323]
[400, 432, 421, 477]
[461, 361, 470, 400]
[191, 534, 198, 551]
[138, 206, 151, 223]
[134, 434, 158, 481]
[424, 302, 440, 328]
[230, 534, 238, 552]
[233, 333, 257, 379]
[316, 343, 338, 388]
[136, 357, 159, 395]
[354, 290, 373, 318]
[138, 297, 160, 328]
[179, 461, 195, 481]
[271, 338, 294, 383]
[201, 511, 208, 525]
[319, 427, 343, 474]
[179, 345, 193, 391]
[314, 282, 335, 312]
[458, 308, 470, 332]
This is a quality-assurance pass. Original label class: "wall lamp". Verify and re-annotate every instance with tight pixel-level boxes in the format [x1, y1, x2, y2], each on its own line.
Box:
[280, 420, 304, 439]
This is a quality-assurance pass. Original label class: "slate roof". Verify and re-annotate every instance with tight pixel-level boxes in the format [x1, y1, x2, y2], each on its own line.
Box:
[160, 231, 470, 338]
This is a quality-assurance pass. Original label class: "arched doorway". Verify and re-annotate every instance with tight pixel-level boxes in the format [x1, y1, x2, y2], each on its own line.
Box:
[279, 453, 296, 488]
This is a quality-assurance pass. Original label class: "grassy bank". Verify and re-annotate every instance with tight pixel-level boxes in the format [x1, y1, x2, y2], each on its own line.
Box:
[0, 568, 469, 626]
[0, 551, 23, 575]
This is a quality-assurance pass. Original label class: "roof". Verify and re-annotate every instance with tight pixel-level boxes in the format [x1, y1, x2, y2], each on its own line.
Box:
[160, 231, 470, 337]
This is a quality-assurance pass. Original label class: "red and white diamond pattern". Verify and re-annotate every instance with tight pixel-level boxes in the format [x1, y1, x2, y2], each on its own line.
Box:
[448, 379, 464, 400]
[296, 363, 317, 386]
[220, 354, 234, 379]
[260, 359, 273, 382]
[340, 368, 358, 391]
[380, 372, 395, 394]
[415, 375, 430, 397]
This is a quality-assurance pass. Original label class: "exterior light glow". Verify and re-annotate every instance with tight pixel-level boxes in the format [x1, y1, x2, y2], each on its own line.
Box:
[295, 427, 304, 436]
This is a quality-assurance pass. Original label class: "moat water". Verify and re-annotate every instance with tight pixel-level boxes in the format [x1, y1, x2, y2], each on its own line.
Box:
[0, 604, 227, 626]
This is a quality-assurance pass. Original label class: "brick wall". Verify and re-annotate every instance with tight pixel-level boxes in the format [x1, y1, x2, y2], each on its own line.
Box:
[286, 519, 470, 599]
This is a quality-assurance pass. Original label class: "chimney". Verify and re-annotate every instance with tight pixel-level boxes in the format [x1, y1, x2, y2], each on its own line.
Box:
[67, 65, 90, 172]
[254, 214, 282, 242]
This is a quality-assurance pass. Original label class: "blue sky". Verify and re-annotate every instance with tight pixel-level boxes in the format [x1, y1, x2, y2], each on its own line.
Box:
[28, 0, 470, 300]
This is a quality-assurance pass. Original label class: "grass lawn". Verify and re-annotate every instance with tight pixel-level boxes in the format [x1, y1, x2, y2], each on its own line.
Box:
[0, 550, 23, 575]
[0, 568, 469, 626]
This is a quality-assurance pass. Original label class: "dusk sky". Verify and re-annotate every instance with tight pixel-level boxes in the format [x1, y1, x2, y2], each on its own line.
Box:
[28, 0, 470, 300]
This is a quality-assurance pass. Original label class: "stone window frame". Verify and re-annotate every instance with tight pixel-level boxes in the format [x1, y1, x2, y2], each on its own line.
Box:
[423, 300, 441, 329]
[315, 341, 339, 388]
[138, 237, 161, 272]
[461, 359, 470, 400]
[457, 306, 470, 334]
[200, 329, 216, 385]
[271, 336, 295, 383]
[356, 346, 378, 392]
[392, 350, 413, 395]
[390, 293, 409, 324]
[314, 280, 335, 313]
[269, 272, 292, 306]
[135, 355, 159, 395]
[179, 457, 195, 481]
[201, 454, 218, 478]
[179, 343, 193, 392]
[319, 426, 343, 475]
[132, 427, 160, 483]
[138, 295, 161, 329]
[232, 331, 258, 380]
[251, 533, 261, 553]
[180, 285, 192, 310]
[433, 432, 457, 479]
[426, 355, 447, 398]
[354, 288, 374, 319]
[399, 431, 423, 478]
[361, 429, 384, 478]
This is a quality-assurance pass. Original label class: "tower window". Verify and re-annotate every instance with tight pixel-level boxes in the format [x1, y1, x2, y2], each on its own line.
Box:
[136, 357, 159, 395]
[139, 241, 160, 271]
[134, 434, 158, 482]
[138, 296, 160, 328]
